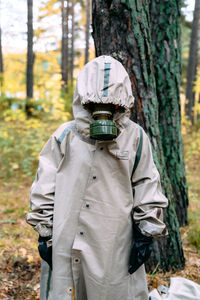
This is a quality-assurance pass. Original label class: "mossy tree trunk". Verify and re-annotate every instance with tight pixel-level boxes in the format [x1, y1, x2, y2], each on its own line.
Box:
[92, 0, 185, 271]
[150, 0, 188, 226]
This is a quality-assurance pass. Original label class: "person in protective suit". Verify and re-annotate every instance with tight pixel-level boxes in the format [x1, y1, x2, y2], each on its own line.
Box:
[26, 55, 168, 300]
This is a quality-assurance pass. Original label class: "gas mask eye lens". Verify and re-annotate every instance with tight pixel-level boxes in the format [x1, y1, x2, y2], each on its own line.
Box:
[89, 104, 117, 140]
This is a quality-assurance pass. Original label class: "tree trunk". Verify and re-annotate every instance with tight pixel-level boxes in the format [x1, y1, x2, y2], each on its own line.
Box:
[61, 0, 69, 91]
[92, 0, 185, 272]
[70, 0, 75, 84]
[26, 0, 34, 116]
[0, 26, 4, 95]
[85, 0, 91, 64]
[150, 1, 188, 226]
[185, 0, 200, 123]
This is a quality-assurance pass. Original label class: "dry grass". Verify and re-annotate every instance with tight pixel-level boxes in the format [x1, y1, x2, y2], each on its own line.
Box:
[148, 125, 200, 289]
[147, 228, 200, 290]
[0, 177, 40, 299]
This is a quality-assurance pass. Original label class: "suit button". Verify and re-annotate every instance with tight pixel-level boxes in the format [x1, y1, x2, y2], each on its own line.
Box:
[86, 203, 90, 208]
[100, 147, 104, 150]
[67, 287, 73, 295]
[93, 176, 96, 179]
[73, 257, 81, 264]
[80, 232, 84, 235]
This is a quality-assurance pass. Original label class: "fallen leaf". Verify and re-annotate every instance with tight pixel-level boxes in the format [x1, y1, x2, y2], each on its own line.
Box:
[27, 255, 34, 263]
[19, 248, 27, 257]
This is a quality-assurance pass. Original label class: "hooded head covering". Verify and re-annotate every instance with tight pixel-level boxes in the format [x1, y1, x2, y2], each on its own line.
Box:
[73, 55, 134, 136]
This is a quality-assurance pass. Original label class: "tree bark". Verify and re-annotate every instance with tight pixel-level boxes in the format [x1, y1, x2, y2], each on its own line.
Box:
[185, 0, 200, 123]
[70, 0, 75, 84]
[150, 1, 188, 226]
[0, 26, 4, 95]
[26, 0, 34, 116]
[92, 0, 185, 272]
[61, 0, 69, 90]
[85, 0, 91, 64]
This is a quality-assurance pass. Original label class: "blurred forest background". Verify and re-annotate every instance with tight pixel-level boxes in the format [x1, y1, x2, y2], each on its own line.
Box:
[0, 0, 199, 299]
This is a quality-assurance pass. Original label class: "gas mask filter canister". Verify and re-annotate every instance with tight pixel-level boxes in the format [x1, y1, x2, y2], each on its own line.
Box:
[89, 103, 117, 141]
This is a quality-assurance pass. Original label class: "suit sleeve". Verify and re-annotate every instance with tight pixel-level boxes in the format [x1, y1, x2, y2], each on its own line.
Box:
[26, 134, 62, 237]
[132, 130, 168, 238]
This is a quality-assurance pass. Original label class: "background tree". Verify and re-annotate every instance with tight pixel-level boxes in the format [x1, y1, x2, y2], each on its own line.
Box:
[35, 0, 92, 92]
[26, 0, 34, 116]
[35, 0, 60, 51]
[185, 0, 200, 123]
[85, 0, 91, 64]
[61, 0, 69, 91]
[0, 0, 3, 91]
[92, 0, 185, 272]
[0, 26, 3, 95]
[70, 0, 75, 84]
[150, 0, 188, 226]
[181, 3, 192, 89]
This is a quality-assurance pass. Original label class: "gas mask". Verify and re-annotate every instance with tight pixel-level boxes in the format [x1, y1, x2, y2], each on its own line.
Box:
[85, 103, 118, 141]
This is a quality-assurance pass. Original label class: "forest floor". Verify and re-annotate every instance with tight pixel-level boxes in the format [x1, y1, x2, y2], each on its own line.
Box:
[0, 121, 199, 299]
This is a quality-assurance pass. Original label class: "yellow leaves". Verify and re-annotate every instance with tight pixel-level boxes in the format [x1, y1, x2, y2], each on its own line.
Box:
[3, 53, 26, 96]
[193, 69, 200, 123]
[34, 27, 46, 37]
[0, 119, 60, 179]
[27, 255, 34, 263]
[33, 51, 61, 107]
[26, 119, 39, 129]
[3, 50, 62, 112]
[2, 131, 8, 138]
[4, 116, 12, 122]
[3, 109, 26, 122]
[12, 163, 19, 170]
[194, 69, 200, 94]
[183, 125, 200, 164]
[39, 0, 59, 16]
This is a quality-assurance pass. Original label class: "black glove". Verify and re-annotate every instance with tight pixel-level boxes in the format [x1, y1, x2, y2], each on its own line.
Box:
[128, 222, 153, 274]
[38, 236, 52, 270]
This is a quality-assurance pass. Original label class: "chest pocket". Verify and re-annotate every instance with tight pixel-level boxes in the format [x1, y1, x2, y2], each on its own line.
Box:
[116, 151, 129, 160]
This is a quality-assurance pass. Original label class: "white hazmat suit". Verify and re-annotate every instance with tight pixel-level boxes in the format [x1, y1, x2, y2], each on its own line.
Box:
[26, 55, 168, 300]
